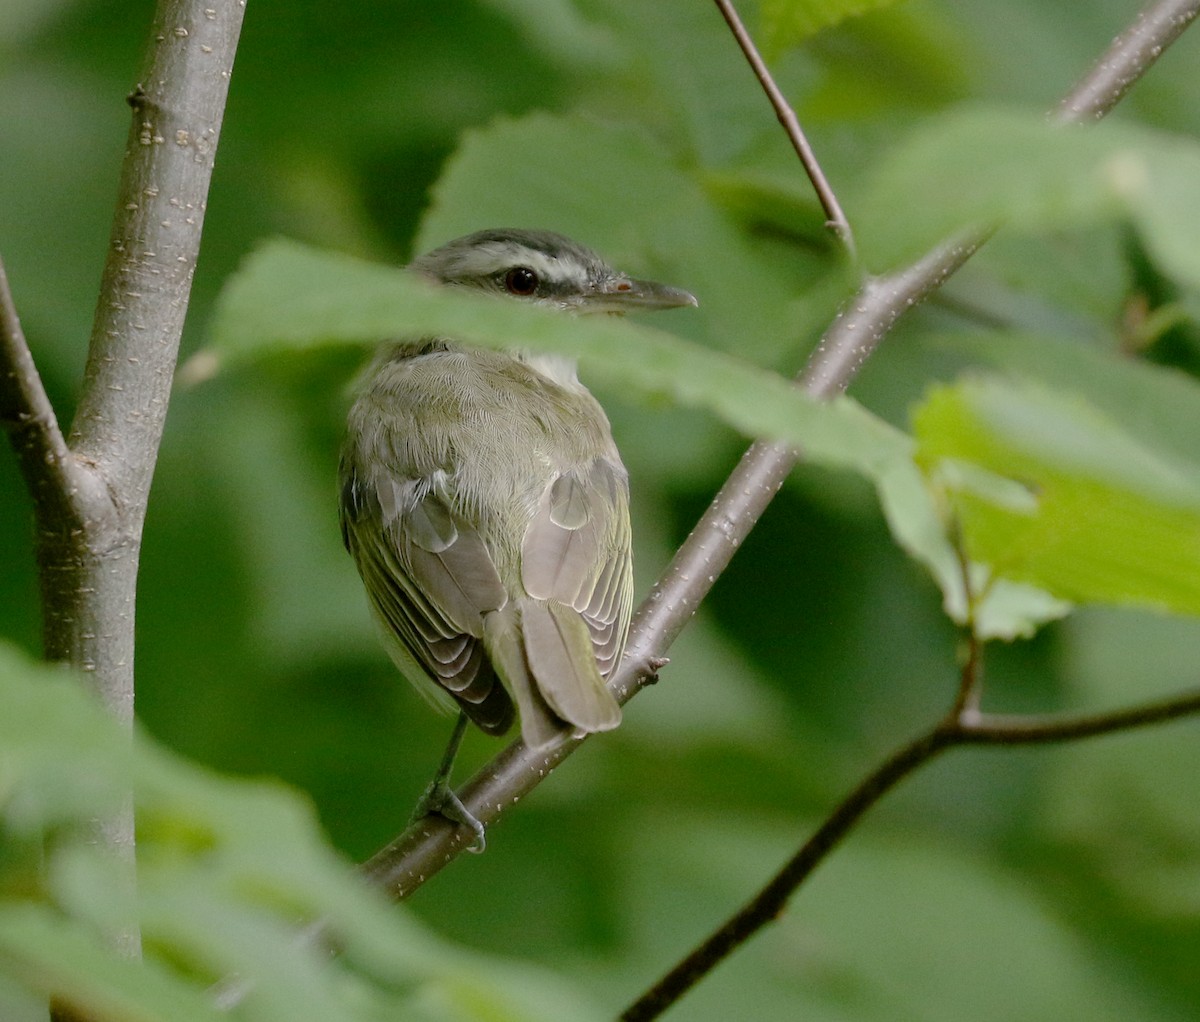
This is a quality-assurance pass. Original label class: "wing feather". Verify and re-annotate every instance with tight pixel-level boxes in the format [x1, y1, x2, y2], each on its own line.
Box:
[521, 458, 633, 682]
[522, 601, 621, 733]
[340, 458, 515, 736]
[341, 346, 634, 746]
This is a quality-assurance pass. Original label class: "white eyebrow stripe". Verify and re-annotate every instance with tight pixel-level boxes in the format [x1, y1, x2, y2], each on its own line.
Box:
[454, 243, 594, 290]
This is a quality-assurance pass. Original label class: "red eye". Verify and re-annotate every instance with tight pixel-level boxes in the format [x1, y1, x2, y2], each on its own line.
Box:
[504, 266, 538, 296]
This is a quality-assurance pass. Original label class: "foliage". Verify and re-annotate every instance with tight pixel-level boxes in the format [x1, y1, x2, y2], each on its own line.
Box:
[0, 643, 603, 1021]
[915, 359, 1200, 614]
[207, 238, 1065, 639]
[857, 106, 1200, 285]
[760, 0, 906, 52]
[4, 0, 1200, 1019]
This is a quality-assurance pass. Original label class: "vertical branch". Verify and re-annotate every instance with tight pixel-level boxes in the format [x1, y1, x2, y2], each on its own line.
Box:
[73, 1, 247, 493]
[1, 1, 247, 997]
[42, 0, 247, 727]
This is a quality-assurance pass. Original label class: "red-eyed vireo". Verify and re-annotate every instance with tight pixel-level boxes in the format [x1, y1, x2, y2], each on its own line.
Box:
[339, 228, 696, 847]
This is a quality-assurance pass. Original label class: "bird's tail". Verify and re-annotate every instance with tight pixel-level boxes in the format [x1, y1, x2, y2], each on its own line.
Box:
[484, 600, 622, 750]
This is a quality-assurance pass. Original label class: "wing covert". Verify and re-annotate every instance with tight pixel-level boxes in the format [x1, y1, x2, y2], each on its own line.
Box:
[339, 457, 515, 735]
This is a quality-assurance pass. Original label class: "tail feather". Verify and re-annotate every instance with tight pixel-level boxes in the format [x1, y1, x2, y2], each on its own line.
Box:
[522, 600, 622, 734]
[483, 600, 622, 750]
[483, 604, 565, 750]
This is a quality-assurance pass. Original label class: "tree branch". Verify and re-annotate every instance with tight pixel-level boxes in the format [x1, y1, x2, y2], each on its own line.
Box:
[358, 0, 1199, 907]
[1056, 0, 1200, 121]
[7, 5, 246, 1010]
[35, 0, 246, 720]
[960, 689, 1200, 743]
[620, 683, 1200, 1021]
[0, 257, 88, 530]
[712, 0, 856, 255]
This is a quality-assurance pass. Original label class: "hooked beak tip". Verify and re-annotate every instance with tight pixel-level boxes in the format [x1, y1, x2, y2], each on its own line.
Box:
[598, 279, 699, 312]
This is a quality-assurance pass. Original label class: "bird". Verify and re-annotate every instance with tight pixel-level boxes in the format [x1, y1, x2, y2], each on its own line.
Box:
[338, 228, 697, 848]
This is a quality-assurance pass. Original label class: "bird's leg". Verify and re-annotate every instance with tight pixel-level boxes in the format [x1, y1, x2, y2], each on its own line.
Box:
[410, 711, 487, 853]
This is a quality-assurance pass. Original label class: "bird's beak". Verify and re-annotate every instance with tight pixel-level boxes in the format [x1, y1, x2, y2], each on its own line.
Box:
[586, 277, 699, 314]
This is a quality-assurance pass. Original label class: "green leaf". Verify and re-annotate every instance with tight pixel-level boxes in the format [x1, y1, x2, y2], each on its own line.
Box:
[914, 374, 1200, 614]
[859, 105, 1200, 288]
[0, 904, 223, 1022]
[701, 168, 830, 246]
[203, 241, 894, 477]
[0, 652, 133, 834]
[931, 332, 1200, 473]
[414, 111, 828, 367]
[204, 238, 1064, 638]
[615, 811, 1157, 1020]
[477, 0, 621, 69]
[761, 0, 907, 49]
[0, 642, 607, 1021]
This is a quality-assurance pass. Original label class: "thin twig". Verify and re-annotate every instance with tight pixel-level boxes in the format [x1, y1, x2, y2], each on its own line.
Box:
[0, 257, 85, 526]
[356, 0, 1200, 909]
[620, 726, 955, 1022]
[1056, 0, 1200, 121]
[950, 530, 984, 717]
[712, 0, 856, 256]
[620, 683, 1200, 1021]
[960, 689, 1200, 743]
[0, 258, 67, 461]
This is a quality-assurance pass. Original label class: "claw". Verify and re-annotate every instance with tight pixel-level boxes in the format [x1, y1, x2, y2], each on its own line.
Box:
[409, 711, 487, 852]
[412, 779, 487, 853]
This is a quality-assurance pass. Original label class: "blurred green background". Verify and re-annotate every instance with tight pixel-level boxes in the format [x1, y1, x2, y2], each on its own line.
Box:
[4, 0, 1200, 1017]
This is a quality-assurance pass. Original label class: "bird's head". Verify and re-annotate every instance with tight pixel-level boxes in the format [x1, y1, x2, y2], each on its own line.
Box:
[410, 228, 698, 315]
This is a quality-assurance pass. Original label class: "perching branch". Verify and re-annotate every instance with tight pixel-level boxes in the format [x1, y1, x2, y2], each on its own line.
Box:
[712, 0, 856, 256]
[358, 0, 1200, 904]
[1056, 0, 1200, 121]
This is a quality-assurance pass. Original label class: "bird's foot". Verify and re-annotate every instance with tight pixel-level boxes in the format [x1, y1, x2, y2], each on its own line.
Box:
[411, 780, 487, 853]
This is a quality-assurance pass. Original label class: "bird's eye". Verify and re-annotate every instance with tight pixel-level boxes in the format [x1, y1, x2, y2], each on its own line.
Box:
[504, 266, 539, 296]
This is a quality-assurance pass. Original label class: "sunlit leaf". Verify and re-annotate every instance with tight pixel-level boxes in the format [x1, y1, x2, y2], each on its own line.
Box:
[761, 0, 907, 49]
[204, 239, 1065, 638]
[914, 375, 1200, 614]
